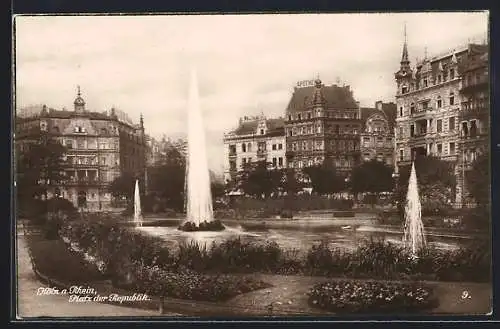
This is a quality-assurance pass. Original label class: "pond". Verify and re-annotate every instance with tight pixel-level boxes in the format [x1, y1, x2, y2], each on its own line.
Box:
[136, 217, 481, 253]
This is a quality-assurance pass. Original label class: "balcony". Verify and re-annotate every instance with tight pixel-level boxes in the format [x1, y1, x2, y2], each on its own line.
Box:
[410, 108, 434, 119]
[66, 178, 104, 186]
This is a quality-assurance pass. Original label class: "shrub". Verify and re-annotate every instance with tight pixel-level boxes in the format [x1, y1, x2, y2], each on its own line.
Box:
[60, 219, 491, 283]
[308, 280, 438, 314]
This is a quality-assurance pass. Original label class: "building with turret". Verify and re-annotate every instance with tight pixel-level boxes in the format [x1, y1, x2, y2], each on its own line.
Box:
[394, 26, 488, 206]
[15, 87, 147, 211]
[284, 78, 362, 175]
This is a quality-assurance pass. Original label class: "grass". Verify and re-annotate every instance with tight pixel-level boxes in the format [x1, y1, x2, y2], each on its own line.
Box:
[26, 234, 107, 284]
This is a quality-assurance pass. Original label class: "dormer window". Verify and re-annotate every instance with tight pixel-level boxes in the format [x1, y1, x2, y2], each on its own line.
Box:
[401, 86, 408, 94]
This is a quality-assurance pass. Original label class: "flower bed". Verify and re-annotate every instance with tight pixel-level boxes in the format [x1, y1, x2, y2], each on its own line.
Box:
[123, 262, 271, 302]
[308, 280, 438, 314]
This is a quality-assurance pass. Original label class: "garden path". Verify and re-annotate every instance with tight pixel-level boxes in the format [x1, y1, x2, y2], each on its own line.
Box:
[15, 232, 178, 318]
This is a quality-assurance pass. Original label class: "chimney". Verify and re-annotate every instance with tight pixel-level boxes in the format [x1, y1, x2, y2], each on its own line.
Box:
[375, 101, 383, 110]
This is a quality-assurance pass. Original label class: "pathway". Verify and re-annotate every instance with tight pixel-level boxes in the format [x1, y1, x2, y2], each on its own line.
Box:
[16, 232, 176, 318]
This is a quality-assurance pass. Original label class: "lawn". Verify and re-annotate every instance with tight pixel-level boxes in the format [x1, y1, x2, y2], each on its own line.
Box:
[26, 234, 107, 284]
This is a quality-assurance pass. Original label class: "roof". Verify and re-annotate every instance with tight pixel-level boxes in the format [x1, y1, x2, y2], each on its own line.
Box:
[286, 84, 359, 113]
[360, 102, 397, 132]
[229, 117, 285, 136]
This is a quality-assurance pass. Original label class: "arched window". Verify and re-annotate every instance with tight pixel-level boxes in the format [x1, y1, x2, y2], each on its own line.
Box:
[247, 143, 252, 152]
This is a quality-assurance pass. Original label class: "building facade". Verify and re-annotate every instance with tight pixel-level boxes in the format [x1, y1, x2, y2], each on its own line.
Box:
[223, 115, 286, 183]
[457, 45, 489, 205]
[284, 78, 362, 175]
[394, 34, 488, 206]
[15, 88, 147, 211]
[360, 101, 397, 165]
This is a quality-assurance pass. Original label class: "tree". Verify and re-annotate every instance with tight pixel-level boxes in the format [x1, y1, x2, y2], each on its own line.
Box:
[350, 160, 393, 206]
[397, 155, 456, 213]
[465, 152, 490, 207]
[109, 172, 137, 201]
[238, 160, 282, 198]
[17, 134, 68, 205]
[303, 163, 345, 195]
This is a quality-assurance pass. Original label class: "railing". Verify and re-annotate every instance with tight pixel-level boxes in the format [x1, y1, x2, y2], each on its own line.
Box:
[256, 149, 267, 157]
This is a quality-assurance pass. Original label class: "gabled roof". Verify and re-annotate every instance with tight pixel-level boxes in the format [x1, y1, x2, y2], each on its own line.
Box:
[360, 102, 397, 132]
[286, 84, 359, 113]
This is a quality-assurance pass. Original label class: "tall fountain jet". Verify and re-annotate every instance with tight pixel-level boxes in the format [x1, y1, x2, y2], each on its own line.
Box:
[133, 179, 143, 227]
[402, 161, 426, 256]
[184, 67, 214, 226]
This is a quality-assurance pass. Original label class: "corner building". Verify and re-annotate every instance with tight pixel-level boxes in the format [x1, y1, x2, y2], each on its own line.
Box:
[394, 34, 488, 206]
[15, 88, 147, 211]
[284, 78, 362, 176]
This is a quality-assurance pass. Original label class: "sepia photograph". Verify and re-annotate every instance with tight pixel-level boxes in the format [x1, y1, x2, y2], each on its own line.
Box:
[13, 12, 491, 318]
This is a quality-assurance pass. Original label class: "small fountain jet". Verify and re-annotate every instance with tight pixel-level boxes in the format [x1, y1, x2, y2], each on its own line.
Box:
[402, 161, 426, 257]
[133, 179, 143, 227]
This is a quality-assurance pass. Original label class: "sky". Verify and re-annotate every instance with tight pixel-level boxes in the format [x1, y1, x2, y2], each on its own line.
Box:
[14, 12, 488, 174]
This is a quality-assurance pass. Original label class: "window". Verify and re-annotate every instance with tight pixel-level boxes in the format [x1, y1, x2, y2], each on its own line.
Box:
[272, 158, 277, 167]
[450, 69, 455, 80]
[399, 127, 404, 138]
[449, 117, 455, 131]
[65, 140, 73, 149]
[316, 125, 321, 134]
[437, 75, 442, 84]
[423, 79, 428, 87]
[437, 144, 442, 154]
[307, 113, 311, 119]
[278, 143, 283, 150]
[449, 93, 455, 106]
[437, 97, 442, 108]
[437, 119, 443, 133]
[449, 142, 456, 154]
[470, 120, 477, 137]
[260, 129, 264, 135]
[100, 157, 106, 165]
[288, 129, 293, 137]
[288, 115, 292, 121]
[278, 157, 283, 167]
[402, 86, 408, 94]
[77, 139, 85, 149]
[410, 125, 415, 137]
[302, 141, 307, 150]
[272, 144, 277, 150]
[298, 114, 302, 120]
[410, 103, 415, 114]
[229, 145, 236, 155]
[247, 143, 252, 152]
[242, 158, 247, 166]
[422, 101, 429, 110]
[242, 143, 246, 152]
[462, 122, 469, 137]
[399, 107, 403, 117]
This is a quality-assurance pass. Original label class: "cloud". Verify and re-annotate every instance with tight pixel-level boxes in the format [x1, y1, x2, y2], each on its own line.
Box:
[14, 12, 489, 173]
